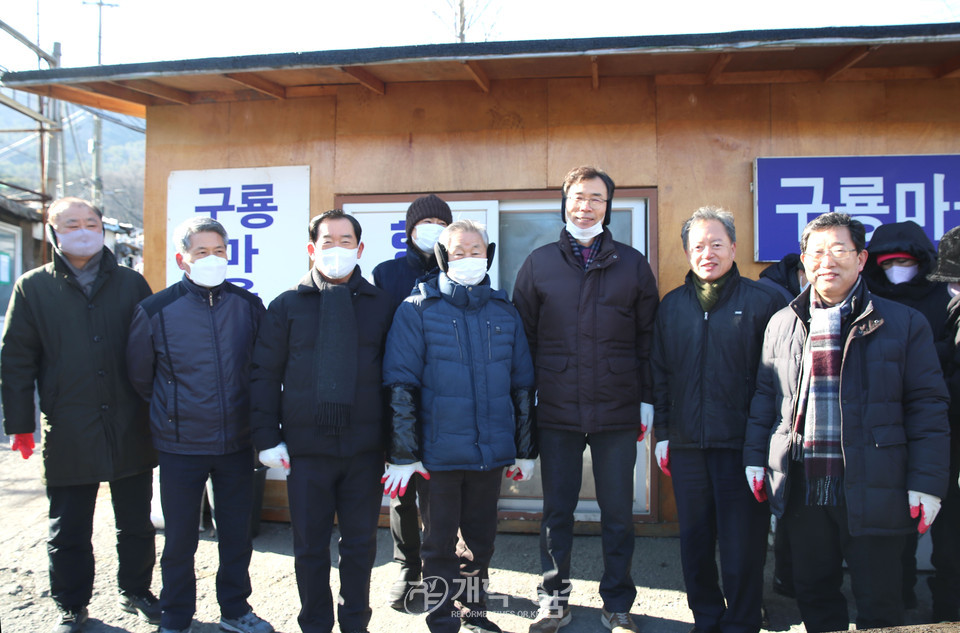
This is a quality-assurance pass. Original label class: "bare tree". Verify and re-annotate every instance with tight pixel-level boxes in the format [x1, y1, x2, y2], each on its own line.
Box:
[433, 0, 500, 43]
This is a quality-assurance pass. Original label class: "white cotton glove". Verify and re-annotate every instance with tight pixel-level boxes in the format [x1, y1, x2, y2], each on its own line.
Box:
[506, 459, 536, 482]
[655, 440, 670, 476]
[638, 402, 654, 442]
[908, 490, 942, 534]
[258, 442, 290, 473]
[382, 462, 430, 499]
[745, 466, 768, 503]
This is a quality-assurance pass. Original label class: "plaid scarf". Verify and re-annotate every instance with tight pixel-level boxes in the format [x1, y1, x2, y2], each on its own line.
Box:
[566, 231, 603, 269]
[791, 289, 855, 505]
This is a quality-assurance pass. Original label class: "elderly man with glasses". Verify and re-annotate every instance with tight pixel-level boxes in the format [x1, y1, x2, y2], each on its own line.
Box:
[745, 212, 951, 633]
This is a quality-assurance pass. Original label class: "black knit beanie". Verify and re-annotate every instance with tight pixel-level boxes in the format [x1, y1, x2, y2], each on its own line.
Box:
[406, 195, 453, 243]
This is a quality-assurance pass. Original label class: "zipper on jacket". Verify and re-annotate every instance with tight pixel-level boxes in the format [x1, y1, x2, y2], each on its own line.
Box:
[206, 290, 228, 453]
[700, 311, 708, 447]
[452, 319, 463, 360]
[486, 320, 492, 360]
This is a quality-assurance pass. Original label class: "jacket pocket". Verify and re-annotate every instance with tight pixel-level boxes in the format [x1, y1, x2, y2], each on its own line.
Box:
[607, 356, 639, 374]
[871, 424, 906, 448]
[536, 355, 568, 373]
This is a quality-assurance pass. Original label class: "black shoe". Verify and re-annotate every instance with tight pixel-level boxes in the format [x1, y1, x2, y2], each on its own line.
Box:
[388, 569, 422, 613]
[118, 591, 161, 624]
[462, 614, 503, 633]
[53, 606, 88, 633]
[772, 575, 795, 598]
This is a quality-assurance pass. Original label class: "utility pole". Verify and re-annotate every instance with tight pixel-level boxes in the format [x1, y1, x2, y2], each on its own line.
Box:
[84, 0, 117, 211]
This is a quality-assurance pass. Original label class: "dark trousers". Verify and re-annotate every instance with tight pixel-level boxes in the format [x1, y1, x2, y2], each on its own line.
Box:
[389, 477, 422, 575]
[930, 461, 960, 620]
[784, 471, 906, 633]
[287, 451, 382, 633]
[538, 428, 637, 612]
[419, 468, 503, 633]
[47, 470, 155, 611]
[157, 449, 254, 630]
[670, 448, 768, 633]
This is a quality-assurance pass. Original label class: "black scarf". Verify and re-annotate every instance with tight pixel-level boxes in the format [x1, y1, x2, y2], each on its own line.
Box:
[311, 268, 358, 434]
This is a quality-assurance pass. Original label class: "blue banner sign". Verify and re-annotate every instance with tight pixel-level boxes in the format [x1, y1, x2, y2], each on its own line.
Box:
[754, 155, 960, 261]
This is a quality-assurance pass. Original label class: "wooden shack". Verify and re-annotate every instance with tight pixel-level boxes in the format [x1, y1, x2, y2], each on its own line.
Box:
[5, 22, 960, 533]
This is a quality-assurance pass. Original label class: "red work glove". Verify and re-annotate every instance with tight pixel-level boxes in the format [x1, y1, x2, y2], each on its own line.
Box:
[655, 440, 670, 477]
[11, 434, 34, 459]
[909, 490, 941, 534]
[745, 466, 768, 503]
[638, 402, 653, 443]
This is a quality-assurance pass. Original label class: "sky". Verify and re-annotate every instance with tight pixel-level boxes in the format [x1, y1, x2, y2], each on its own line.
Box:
[2, 0, 960, 73]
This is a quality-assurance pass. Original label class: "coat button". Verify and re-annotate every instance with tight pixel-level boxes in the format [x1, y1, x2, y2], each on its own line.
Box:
[93, 335, 102, 343]
[97, 370, 105, 377]
[100, 404, 109, 410]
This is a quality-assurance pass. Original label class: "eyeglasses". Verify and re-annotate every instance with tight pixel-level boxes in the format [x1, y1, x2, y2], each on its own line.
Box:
[566, 195, 607, 210]
[803, 246, 858, 263]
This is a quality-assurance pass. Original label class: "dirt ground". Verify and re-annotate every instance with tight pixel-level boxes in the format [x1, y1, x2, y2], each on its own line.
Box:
[1, 438, 956, 633]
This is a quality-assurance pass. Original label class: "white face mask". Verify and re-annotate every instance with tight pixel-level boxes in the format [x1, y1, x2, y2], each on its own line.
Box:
[57, 228, 103, 258]
[317, 246, 358, 280]
[187, 254, 228, 288]
[446, 256, 488, 286]
[565, 218, 604, 243]
[884, 263, 919, 285]
[412, 223, 445, 253]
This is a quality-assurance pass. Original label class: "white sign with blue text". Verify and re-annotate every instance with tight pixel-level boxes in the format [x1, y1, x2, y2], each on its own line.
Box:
[754, 155, 960, 261]
[166, 165, 310, 304]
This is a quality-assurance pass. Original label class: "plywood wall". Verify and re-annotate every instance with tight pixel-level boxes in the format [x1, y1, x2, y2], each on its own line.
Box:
[140, 75, 960, 524]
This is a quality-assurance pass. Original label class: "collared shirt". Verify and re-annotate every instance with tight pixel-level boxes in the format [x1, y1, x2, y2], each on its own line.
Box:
[566, 230, 603, 269]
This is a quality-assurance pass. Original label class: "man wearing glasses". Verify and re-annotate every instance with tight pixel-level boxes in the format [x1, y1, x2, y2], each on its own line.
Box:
[745, 212, 950, 632]
[513, 165, 659, 633]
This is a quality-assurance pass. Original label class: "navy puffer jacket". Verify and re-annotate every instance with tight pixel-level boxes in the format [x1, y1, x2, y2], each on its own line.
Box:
[127, 276, 265, 455]
[383, 273, 535, 471]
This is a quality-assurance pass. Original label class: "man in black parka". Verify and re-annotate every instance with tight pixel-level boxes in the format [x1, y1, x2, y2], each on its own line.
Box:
[652, 206, 785, 633]
[1, 197, 158, 633]
[250, 210, 393, 633]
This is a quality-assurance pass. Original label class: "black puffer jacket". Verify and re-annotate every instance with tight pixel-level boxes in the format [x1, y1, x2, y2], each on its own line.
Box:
[745, 282, 950, 536]
[249, 268, 394, 458]
[372, 247, 439, 314]
[652, 265, 786, 448]
[127, 276, 265, 455]
[1, 249, 155, 486]
[864, 220, 950, 341]
[512, 228, 659, 434]
[758, 253, 805, 303]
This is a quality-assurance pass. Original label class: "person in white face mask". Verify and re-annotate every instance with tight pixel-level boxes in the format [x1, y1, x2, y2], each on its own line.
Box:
[862, 220, 954, 613]
[370, 194, 454, 610]
[382, 219, 536, 633]
[249, 210, 394, 633]
[1, 197, 158, 633]
[512, 166, 660, 633]
[126, 216, 273, 633]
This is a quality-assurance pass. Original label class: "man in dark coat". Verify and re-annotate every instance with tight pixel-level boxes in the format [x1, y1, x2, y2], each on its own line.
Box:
[1, 197, 158, 633]
[758, 252, 806, 303]
[745, 212, 950, 633]
[250, 210, 393, 633]
[513, 166, 659, 633]
[126, 217, 272, 633]
[926, 225, 960, 623]
[372, 194, 453, 610]
[863, 220, 951, 611]
[652, 207, 785, 633]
